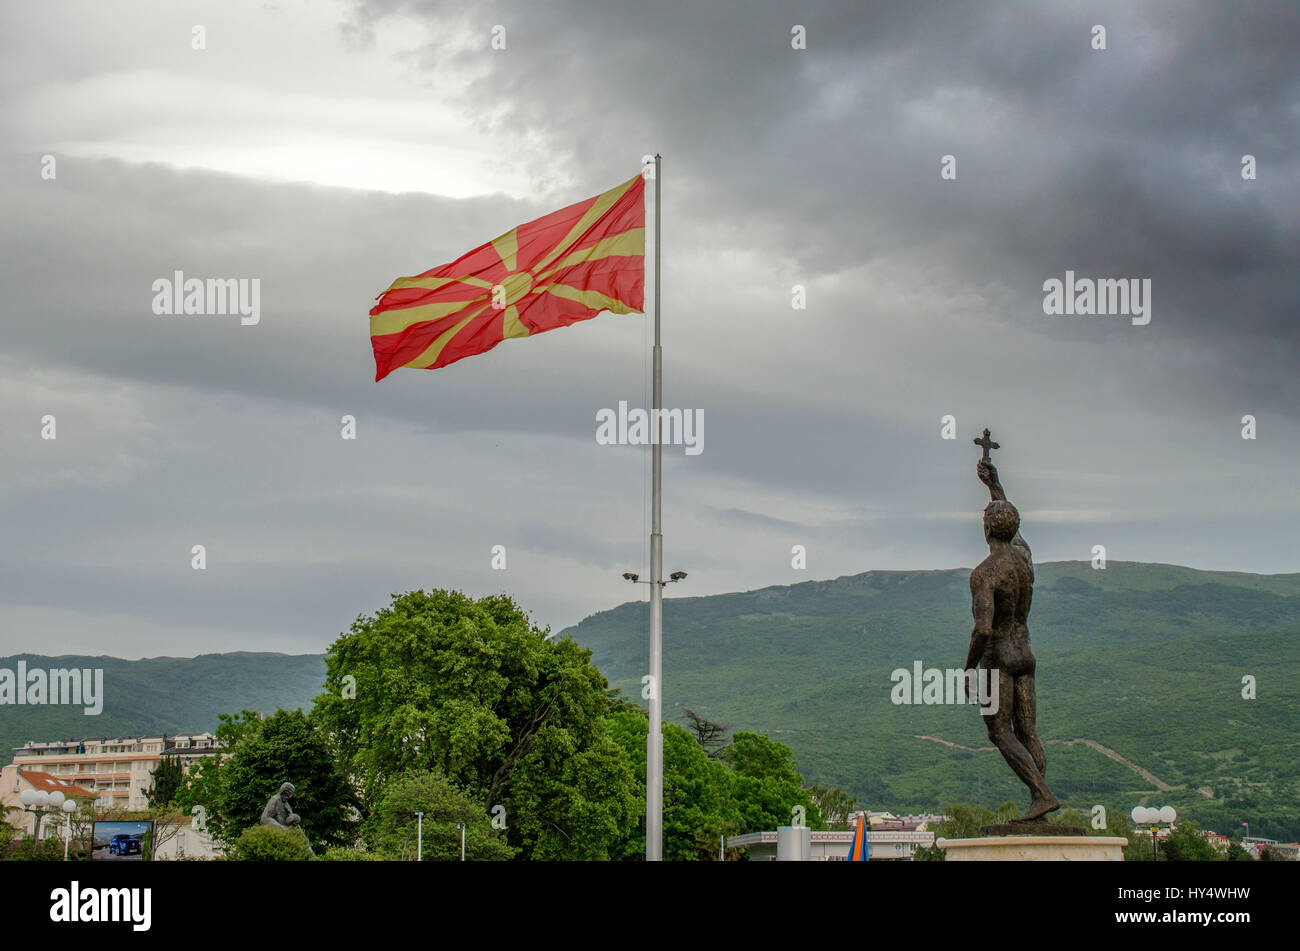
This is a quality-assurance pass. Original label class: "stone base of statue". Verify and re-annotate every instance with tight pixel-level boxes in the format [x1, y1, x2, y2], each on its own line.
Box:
[980, 822, 1086, 836]
[937, 831, 1128, 861]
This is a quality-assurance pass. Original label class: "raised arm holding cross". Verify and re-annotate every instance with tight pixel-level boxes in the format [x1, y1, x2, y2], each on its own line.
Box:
[964, 426, 1057, 821]
[975, 429, 1008, 504]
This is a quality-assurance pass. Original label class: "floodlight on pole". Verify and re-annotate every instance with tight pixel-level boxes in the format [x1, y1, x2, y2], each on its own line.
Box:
[621, 570, 687, 587]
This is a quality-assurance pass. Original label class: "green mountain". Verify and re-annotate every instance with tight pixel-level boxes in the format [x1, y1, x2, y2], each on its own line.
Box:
[4, 562, 1296, 841]
[0, 652, 325, 758]
[561, 561, 1300, 841]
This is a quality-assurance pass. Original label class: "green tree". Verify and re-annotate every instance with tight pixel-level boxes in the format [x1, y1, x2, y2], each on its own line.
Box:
[1225, 841, 1253, 861]
[507, 720, 639, 860]
[605, 711, 736, 860]
[199, 708, 358, 851]
[146, 756, 184, 808]
[175, 709, 266, 839]
[1159, 821, 1219, 861]
[914, 801, 999, 860]
[312, 589, 631, 859]
[363, 770, 514, 861]
[722, 731, 824, 834]
[807, 783, 858, 830]
[912, 801, 1017, 860]
[231, 825, 313, 861]
[8, 834, 64, 861]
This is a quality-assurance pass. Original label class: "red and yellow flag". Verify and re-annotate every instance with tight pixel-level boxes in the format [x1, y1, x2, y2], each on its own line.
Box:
[369, 175, 645, 380]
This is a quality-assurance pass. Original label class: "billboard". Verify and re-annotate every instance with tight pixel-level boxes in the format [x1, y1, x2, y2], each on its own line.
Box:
[91, 820, 155, 861]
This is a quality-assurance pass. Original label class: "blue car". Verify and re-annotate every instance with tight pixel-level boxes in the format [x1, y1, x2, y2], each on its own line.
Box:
[108, 833, 142, 856]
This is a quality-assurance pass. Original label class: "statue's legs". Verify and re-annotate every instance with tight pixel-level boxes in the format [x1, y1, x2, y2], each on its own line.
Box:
[1014, 672, 1047, 778]
[982, 668, 1058, 820]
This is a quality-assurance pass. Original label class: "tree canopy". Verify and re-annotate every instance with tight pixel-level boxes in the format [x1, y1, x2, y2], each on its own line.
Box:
[312, 589, 636, 859]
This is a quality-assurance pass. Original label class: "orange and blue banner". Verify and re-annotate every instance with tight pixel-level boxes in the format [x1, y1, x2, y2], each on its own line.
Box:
[847, 817, 869, 861]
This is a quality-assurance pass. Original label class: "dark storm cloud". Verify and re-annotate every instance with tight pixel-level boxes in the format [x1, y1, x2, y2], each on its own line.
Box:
[350, 0, 1298, 399]
[1, 0, 1297, 656]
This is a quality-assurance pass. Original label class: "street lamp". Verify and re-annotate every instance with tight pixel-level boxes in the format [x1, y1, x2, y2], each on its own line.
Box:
[455, 821, 465, 861]
[19, 788, 76, 848]
[1132, 805, 1177, 861]
[60, 799, 77, 860]
[412, 811, 423, 861]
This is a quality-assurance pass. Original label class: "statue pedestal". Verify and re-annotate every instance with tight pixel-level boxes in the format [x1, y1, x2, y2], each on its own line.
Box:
[936, 834, 1128, 861]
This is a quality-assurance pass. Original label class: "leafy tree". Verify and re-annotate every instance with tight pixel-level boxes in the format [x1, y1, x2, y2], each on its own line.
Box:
[185, 708, 358, 851]
[312, 589, 630, 859]
[914, 801, 998, 860]
[1053, 807, 1087, 828]
[231, 824, 313, 861]
[8, 834, 64, 861]
[317, 848, 385, 861]
[0, 807, 18, 850]
[1225, 841, 1253, 861]
[722, 731, 824, 834]
[363, 770, 513, 861]
[508, 720, 639, 860]
[175, 709, 266, 840]
[146, 756, 184, 808]
[606, 711, 734, 860]
[1159, 820, 1219, 861]
[1258, 845, 1286, 861]
[807, 783, 858, 830]
[912, 801, 1018, 860]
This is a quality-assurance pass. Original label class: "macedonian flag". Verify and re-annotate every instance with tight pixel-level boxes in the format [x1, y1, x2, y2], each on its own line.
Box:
[369, 175, 645, 380]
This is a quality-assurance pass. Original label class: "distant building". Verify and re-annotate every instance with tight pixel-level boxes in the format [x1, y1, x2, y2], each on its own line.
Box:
[0, 767, 95, 838]
[1203, 831, 1231, 853]
[9, 733, 218, 812]
[864, 810, 945, 832]
[727, 825, 934, 860]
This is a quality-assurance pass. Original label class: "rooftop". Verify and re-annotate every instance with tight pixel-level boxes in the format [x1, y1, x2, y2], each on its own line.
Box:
[14, 733, 218, 754]
[11, 769, 95, 798]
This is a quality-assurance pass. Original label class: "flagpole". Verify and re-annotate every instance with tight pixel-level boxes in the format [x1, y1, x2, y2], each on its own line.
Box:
[647, 152, 663, 862]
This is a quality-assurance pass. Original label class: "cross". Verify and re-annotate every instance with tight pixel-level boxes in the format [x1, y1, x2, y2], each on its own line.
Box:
[974, 428, 999, 462]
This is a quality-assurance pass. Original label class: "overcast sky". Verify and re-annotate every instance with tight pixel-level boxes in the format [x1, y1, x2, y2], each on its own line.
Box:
[1, 0, 1296, 658]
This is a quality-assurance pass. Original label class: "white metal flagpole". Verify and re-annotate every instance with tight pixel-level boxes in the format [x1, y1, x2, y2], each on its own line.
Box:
[647, 152, 663, 861]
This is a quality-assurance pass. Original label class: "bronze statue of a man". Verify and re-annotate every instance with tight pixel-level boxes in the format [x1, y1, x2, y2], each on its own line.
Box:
[966, 431, 1059, 821]
[259, 782, 302, 829]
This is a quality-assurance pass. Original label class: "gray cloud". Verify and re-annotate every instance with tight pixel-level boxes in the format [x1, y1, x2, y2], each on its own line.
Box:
[0, 0, 1296, 656]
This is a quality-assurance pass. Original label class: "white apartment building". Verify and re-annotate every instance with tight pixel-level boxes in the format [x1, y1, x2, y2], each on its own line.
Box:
[8, 733, 218, 812]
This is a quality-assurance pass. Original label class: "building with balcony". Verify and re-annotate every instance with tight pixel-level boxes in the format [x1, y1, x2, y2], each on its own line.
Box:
[8, 733, 218, 813]
[0, 768, 95, 838]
